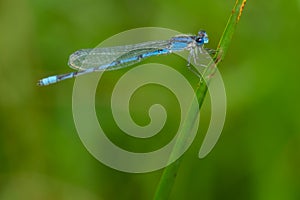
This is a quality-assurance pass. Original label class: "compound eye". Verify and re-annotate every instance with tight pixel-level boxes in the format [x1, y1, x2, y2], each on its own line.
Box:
[196, 37, 202, 43]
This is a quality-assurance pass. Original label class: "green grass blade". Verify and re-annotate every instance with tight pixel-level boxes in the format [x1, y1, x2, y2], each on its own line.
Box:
[153, 0, 247, 199]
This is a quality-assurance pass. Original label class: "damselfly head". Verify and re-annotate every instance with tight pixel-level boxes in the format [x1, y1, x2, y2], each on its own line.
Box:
[196, 30, 209, 45]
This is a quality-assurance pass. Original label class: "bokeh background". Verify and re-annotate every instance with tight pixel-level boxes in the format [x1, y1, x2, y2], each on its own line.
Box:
[1, 0, 299, 199]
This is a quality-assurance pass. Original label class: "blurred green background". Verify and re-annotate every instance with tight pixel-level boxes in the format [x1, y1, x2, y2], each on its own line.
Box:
[0, 0, 300, 199]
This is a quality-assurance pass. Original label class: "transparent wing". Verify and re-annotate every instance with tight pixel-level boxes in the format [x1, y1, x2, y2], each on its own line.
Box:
[68, 40, 171, 70]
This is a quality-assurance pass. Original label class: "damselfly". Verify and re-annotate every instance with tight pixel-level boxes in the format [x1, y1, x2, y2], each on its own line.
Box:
[38, 30, 211, 86]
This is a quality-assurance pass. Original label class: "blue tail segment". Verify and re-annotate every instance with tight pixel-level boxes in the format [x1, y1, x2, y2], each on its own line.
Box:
[37, 75, 58, 86]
